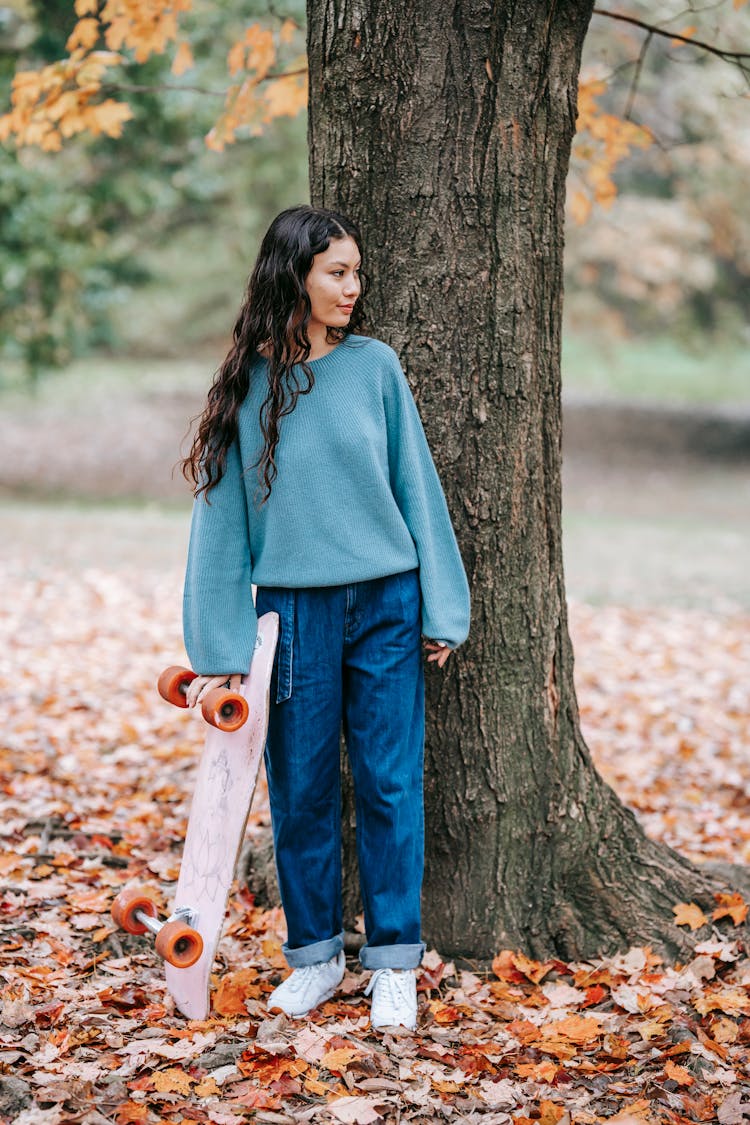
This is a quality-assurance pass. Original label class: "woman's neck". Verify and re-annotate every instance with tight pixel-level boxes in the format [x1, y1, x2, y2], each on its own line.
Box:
[258, 330, 343, 363]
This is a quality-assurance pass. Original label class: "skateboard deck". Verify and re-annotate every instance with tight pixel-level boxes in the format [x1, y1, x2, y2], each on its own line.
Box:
[165, 610, 279, 1019]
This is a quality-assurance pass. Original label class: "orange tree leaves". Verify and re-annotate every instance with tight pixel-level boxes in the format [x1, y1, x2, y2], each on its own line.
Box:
[0, 2, 305, 152]
[568, 75, 653, 225]
[206, 21, 306, 153]
[0, 49, 133, 151]
[1, 0, 650, 214]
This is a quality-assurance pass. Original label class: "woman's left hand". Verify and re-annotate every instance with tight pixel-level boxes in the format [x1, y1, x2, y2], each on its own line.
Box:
[424, 640, 452, 668]
[185, 673, 242, 708]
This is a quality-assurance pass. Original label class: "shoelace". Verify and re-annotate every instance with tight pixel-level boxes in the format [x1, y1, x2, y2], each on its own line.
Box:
[287, 961, 331, 994]
[364, 967, 411, 1002]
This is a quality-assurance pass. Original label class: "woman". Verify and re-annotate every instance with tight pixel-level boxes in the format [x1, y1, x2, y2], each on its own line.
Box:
[180, 204, 470, 1032]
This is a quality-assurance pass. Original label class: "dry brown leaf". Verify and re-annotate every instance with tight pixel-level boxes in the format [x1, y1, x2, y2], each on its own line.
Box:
[664, 1058, 694, 1085]
[320, 1046, 362, 1073]
[712, 892, 749, 926]
[673, 901, 709, 929]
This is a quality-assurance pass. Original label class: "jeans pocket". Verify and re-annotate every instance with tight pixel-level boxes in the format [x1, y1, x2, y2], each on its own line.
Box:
[396, 567, 421, 626]
[256, 587, 294, 703]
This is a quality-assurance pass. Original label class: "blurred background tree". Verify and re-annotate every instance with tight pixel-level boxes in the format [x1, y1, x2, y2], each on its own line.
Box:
[0, 0, 308, 384]
[563, 1, 750, 401]
[0, 0, 747, 399]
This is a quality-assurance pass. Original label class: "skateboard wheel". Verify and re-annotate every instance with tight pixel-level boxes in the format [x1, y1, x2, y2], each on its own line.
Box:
[155, 920, 204, 968]
[201, 687, 249, 732]
[111, 889, 159, 935]
[158, 665, 196, 708]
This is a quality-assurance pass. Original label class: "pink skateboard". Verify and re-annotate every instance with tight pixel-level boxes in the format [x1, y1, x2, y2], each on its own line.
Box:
[112, 611, 279, 1019]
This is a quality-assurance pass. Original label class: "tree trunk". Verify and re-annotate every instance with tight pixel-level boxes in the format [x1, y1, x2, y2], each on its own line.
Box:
[305, 0, 747, 961]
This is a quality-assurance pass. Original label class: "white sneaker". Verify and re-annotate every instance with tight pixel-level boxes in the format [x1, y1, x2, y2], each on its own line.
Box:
[267, 950, 345, 1017]
[364, 967, 418, 1031]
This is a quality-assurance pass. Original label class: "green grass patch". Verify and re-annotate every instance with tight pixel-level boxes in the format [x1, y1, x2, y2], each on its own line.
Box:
[561, 330, 750, 405]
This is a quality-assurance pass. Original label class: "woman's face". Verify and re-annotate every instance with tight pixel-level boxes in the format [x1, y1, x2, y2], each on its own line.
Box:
[304, 237, 362, 329]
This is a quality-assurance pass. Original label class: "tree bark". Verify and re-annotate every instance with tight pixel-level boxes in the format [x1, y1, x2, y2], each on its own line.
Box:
[305, 0, 748, 961]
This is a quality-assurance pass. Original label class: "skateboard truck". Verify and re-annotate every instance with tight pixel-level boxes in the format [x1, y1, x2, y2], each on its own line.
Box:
[111, 889, 203, 968]
[158, 666, 249, 732]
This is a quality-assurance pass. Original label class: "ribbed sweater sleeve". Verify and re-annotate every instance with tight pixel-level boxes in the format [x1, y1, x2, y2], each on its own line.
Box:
[383, 355, 471, 649]
[182, 438, 257, 676]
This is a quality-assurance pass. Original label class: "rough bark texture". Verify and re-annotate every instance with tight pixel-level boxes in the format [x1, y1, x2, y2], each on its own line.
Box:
[305, 0, 748, 961]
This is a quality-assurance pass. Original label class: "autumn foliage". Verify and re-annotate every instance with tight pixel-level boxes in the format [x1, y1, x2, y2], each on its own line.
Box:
[3, 0, 749, 229]
[1, 562, 748, 1122]
[0, 0, 307, 153]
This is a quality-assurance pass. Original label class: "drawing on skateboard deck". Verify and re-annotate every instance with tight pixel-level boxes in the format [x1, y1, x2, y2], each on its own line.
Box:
[111, 610, 280, 1019]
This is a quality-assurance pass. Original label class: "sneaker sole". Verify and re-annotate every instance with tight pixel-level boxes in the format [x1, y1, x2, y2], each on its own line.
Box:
[269, 982, 339, 1019]
[370, 1020, 417, 1033]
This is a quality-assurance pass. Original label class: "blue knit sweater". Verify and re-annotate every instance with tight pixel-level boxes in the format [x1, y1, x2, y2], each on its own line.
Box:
[183, 335, 471, 675]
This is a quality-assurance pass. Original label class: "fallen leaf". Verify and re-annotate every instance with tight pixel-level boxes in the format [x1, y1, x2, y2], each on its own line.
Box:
[674, 902, 710, 930]
[326, 1095, 386, 1123]
[664, 1058, 694, 1086]
[712, 892, 748, 926]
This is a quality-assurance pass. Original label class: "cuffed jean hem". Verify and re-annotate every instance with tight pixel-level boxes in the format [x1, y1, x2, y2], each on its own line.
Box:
[359, 941, 426, 970]
[282, 931, 345, 968]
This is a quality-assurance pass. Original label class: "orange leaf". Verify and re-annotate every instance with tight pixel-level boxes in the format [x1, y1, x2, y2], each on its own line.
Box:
[194, 1076, 221, 1097]
[238, 1050, 307, 1084]
[227, 40, 246, 76]
[152, 1067, 193, 1095]
[505, 1017, 540, 1045]
[320, 1047, 361, 1073]
[670, 25, 697, 46]
[66, 17, 100, 52]
[432, 1079, 463, 1093]
[711, 1017, 739, 1044]
[491, 948, 553, 983]
[712, 892, 748, 925]
[543, 1014, 603, 1043]
[279, 17, 297, 44]
[582, 983, 607, 1006]
[491, 950, 520, 980]
[427, 999, 472, 1024]
[694, 989, 750, 1017]
[213, 968, 261, 1016]
[538, 1102, 568, 1125]
[114, 1104, 150, 1125]
[172, 41, 194, 76]
[515, 1059, 559, 1082]
[664, 1058, 694, 1086]
[70, 888, 112, 912]
[673, 901, 708, 930]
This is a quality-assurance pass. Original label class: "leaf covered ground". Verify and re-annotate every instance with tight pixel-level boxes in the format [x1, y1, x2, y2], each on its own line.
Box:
[1, 564, 749, 1125]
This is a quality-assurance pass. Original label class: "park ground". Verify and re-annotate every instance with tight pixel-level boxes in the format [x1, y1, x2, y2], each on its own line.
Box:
[0, 352, 748, 1123]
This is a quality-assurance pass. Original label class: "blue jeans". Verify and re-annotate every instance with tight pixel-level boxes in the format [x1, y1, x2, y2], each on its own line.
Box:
[254, 568, 426, 971]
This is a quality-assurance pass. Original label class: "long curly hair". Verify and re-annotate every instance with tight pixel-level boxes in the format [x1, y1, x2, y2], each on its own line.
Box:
[181, 204, 370, 508]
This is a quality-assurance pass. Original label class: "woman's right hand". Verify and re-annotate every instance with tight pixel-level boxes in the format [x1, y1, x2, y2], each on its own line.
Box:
[185, 673, 242, 708]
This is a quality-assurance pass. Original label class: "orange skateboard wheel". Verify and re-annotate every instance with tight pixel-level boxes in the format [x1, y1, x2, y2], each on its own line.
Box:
[158, 665, 196, 708]
[201, 687, 249, 732]
[111, 888, 158, 935]
[155, 920, 204, 968]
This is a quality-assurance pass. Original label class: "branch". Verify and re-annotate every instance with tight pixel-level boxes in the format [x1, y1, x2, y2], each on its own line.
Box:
[593, 6, 750, 67]
[98, 67, 308, 100]
[623, 26, 652, 120]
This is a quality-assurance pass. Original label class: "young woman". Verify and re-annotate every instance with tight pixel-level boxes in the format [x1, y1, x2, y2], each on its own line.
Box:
[180, 204, 471, 1032]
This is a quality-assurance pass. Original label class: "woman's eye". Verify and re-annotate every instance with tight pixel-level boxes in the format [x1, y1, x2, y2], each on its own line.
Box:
[333, 269, 361, 277]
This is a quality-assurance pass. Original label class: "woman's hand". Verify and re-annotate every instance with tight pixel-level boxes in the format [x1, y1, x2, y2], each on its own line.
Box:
[424, 640, 452, 668]
[185, 673, 242, 708]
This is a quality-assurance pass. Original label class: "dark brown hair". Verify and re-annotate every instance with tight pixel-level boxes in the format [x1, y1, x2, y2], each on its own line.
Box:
[181, 204, 369, 508]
